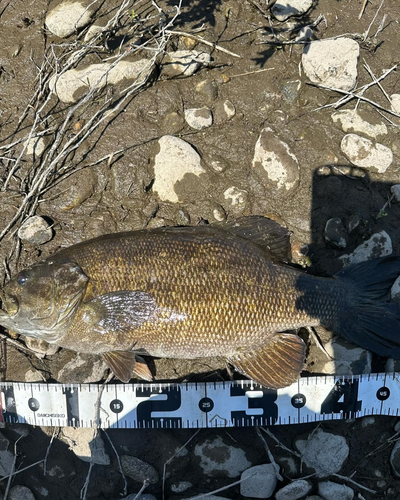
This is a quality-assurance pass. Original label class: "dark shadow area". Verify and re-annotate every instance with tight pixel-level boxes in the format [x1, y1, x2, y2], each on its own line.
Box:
[165, 0, 223, 29]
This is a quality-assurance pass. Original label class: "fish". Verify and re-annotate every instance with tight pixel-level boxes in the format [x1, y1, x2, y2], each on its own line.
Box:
[1, 215, 400, 389]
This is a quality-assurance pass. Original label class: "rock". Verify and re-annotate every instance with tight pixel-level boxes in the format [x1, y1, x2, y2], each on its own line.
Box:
[26, 136, 46, 157]
[182, 497, 229, 500]
[339, 231, 392, 266]
[347, 214, 360, 233]
[0, 433, 15, 476]
[324, 218, 348, 248]
[341, 134, 393, 173]
[184, 107, 213, 130]
[163, 111, 185, 134]
[171, 481, 192, 493]
[162, 50, 211, 77]
[272, 0, 313, 21]
[18, 216, 53, 245]
[332, 110, 387, 139]
[194, 436, 251, 478]
[318, 481, 354, 500]
[49, 59, 153, 103]
[62, 428, 110, 465]
[395, 420, 400, 433]
[386, 357, 400, 373]
[9, 486, 35, 500]
[51, 168, 98, 210]
[306, 497, 324, 500]
[308, 337, 372, 375]
[223, 186, 248, 209]
[391, 94, 400, 114]
[195, 79, 218, 101]
[84, 21, 106, 42]
[302, 38, 359, 91]
[25, 369, 45, 382]
[252, 127, 300, 192]
[223, 100, 236, 119]
[391, 275, 400, 300]
[361, 416, 376, 427]
[56, 352, 107, 383]
[240, 464, 277, 498]
[281, 80, 301, 103]
[121, 455, 159, 484]
[152, 135, 206, 203]
[295, 429, 349, 477]
[24, 338, 59, 357]
[391, 184, 400, 202]
[275, 480, 312, 500]
[390, 440, 400, 477]
[45, 1, 93, 38]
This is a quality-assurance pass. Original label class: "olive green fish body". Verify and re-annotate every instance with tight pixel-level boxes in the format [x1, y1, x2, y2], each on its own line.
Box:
[2, 217, 400, 388]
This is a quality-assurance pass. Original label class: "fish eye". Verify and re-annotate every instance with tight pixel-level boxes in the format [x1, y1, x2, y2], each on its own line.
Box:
[17, 272, 29, 286]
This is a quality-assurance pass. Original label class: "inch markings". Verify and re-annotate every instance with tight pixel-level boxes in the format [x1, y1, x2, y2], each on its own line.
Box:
[1, 373, 399, 429]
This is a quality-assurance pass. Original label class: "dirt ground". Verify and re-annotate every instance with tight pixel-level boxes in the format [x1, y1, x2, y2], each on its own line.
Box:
[1, 0, 400, 498]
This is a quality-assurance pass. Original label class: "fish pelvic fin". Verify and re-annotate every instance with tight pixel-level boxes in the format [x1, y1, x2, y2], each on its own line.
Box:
[103, 351, 137, 383]
[333, 256, 400, 357]
[227, 333, 306, 389]
[132, 355, 154, 381]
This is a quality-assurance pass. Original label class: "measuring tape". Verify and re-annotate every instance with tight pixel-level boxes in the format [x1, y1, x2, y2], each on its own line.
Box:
[0, 373, 397, 429]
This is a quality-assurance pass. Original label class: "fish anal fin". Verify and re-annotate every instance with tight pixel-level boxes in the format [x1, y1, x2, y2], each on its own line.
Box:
[221, 216, 292, 263]
[133, 355, 154, 381]
[103, 351, 136, 383]
[228, 333, 306, 389]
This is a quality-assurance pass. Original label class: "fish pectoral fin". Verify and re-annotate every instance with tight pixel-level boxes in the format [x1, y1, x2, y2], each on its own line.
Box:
[227, 333, 306, 389]
[81, 290, 157, 334]
[103, 351, 137, 383]
[132, 355, 154, 381]
[220, 216, 292, 263]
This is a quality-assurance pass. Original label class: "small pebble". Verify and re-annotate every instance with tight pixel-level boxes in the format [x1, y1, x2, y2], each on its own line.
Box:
[324, 217, 348, 248]
[184, 107, 213, 130]
[121, 455, 159, 484]
[171, 481, 192, 493]
[390, 184, 400, 202]
[18, 216, 53, 245]
[9, 485, 36, 500]
[195, 79, 218, 101]
[390, 440, 400, 477]
[275, 479, 312, 500]
[318, 480, 354, 500]
[240, 464, 277, 498]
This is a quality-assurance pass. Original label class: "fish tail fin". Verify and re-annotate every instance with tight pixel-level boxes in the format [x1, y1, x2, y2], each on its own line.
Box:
[333, 256, 400, 357]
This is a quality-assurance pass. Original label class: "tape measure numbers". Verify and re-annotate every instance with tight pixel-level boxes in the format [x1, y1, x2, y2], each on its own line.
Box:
[0, 373, 397, 429]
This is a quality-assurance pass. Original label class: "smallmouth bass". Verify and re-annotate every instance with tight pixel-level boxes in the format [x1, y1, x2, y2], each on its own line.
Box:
[1, 216, 400, 388]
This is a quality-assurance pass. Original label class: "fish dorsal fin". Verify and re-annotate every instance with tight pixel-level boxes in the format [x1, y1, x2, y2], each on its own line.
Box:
[221, 216, 292, 263]
[227, 333, 306, 389]
[103, 351, 137, 383]
[81, 290, 157, 335]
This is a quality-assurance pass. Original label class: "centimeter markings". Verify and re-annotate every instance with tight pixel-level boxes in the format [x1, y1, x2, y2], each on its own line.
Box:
[0, 373, 398, 429]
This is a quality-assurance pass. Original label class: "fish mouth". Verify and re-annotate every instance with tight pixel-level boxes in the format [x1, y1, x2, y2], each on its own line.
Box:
[0, 291, 19, 317]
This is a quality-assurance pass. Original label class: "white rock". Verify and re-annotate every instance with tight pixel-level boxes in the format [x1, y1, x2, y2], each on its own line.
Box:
[275, 480, 312, 500]
[341, 134, 393, 173]
[390, 440, 400, 477]
[391, 94, 400, 114]
[62, 427, 110, 465]
[9, 485, 35, 500]
[391, 275, 400, 300]
[163, 50, 211, 77]
[45, 1, 93, 38]
[361, 416, 375, 427]
[272, 0, 313, 21]
[182, 497, 229, 500]
[223, 100, 236, 119]
[295, 429, 349, 477]
[184, 107, 213, 130]
[25, 369, 45, 382]
[194, 436, 251, 478]
[26, 136, 46, 157]
[121, 455, 159, 484]
[302, 38, 359, 91]
[332, 110, 387, 139]
[318, 481, 354, 500]
[240, 464, 277, 498]
[339, 230, 392, 266]
[171, 481, 192, 493]
[224, 186, 247, 206]
[121, 495, 157, 500]
[306, 497, 324, 500]
[24, 337, 59, 357]
[391, 184, 400, 202]
[318, 338, 372, 375]
[18, 216, 53, 245]
[252, 127, 300, 192]
[152, 135, 205, 203]
[49, 59, 152, 103]
[57, 353, 107, 383]
[84, 23, 104, 42]
[0, 433, 15, 476]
